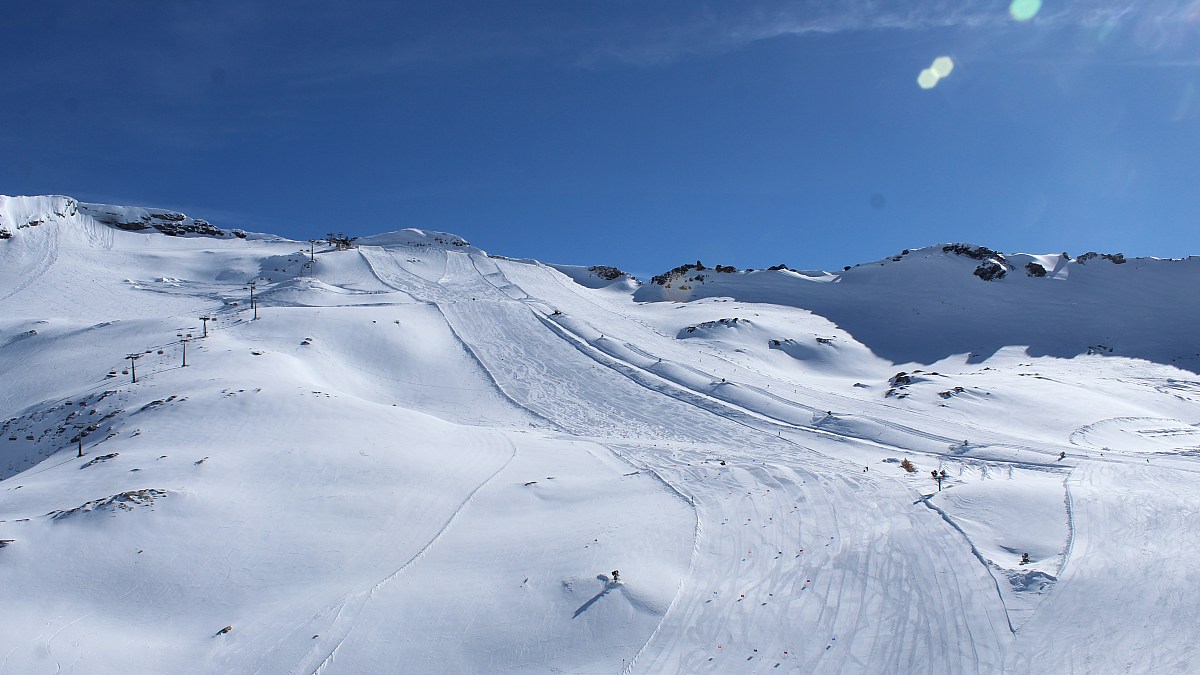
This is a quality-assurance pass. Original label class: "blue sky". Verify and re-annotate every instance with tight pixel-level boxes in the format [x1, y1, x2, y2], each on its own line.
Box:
[4, 1, 1199, 275]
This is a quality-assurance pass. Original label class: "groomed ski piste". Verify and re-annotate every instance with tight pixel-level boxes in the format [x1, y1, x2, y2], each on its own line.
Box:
[2, 195, 1199, 673]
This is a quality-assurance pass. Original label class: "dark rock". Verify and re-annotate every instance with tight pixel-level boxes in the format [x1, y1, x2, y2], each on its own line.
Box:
[974, 261, 1007, 281]
[1077, 251, 1126, 264]
[943, 243, 1005, 261]
[587, 265, 627, 281]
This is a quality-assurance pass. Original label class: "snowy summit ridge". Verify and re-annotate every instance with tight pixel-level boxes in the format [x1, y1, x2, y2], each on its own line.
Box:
[2, 194, 1199, 674]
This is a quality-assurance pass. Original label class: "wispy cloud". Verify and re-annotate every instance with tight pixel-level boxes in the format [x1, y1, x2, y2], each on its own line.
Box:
[232, 0, 1200, 82]
[575, 0, 1200, 67]
[578, 2, 1005, 67]
[6, 1, 1197, 108]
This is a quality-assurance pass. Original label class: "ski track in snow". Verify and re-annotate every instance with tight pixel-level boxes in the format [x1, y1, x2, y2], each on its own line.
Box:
[0, 223, 59, 304]
[1008, 458, 1200, 672]
[364, 249, 1016, 671]
[306, 434, 519, 675]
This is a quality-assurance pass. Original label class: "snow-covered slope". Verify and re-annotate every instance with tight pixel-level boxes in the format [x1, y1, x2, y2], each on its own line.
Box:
[633, 245, 1200, 372]
[2, 195, 1199, 674]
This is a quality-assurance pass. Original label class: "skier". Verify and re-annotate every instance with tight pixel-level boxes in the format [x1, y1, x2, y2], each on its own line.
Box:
[611, 569, 620, 582]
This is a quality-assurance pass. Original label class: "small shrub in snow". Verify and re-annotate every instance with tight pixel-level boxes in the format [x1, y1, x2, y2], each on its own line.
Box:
[899, 458, 916, 473]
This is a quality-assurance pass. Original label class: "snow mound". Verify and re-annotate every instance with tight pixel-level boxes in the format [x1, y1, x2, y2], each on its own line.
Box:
[357, 228, 483, 254]
[1070, 417, 1200, 454]
[47, 488, 169, 520]
[547, 263, 640, 290]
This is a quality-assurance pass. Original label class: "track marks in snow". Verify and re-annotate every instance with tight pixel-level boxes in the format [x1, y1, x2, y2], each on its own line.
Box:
[306, 435, 518, 675]
[0, 225, 59, 304]
[620, 449, 1010, 672]
[366, 248, 1018, 671]
[1009, 460, 1200, 671]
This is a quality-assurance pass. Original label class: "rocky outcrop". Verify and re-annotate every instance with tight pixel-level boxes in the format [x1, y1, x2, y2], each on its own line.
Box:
[81, 204, 244, 238]
[1076, 251, 1127, 265]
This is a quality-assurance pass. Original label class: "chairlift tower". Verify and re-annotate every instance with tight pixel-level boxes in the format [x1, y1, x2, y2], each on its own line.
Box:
[126, 353, 142, 383]
[248, 280, 258, 320]
[74, 422, 85, 457]
[178, 333, 192, 367]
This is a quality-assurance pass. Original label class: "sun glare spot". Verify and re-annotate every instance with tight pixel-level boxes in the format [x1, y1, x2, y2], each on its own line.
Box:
[931, 56, 955, 78]
[917, 56, 954, 90]
[1010, 0, 1042, 21]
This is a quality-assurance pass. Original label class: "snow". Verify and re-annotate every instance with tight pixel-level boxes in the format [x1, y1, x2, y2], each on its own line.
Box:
[2, 195, 1199, 673]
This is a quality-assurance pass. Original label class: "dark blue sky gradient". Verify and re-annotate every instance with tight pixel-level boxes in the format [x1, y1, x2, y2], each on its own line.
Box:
[4, 1, 1199, 276]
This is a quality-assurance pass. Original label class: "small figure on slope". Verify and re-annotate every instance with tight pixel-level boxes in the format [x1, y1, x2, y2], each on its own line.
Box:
[611, 569, 620, 583]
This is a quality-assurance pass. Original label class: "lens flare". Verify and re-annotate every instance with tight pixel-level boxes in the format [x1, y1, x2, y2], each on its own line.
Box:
[931, 56, 955, 78]
[917, 55, 954, 90]
[1010, 0, 1042, 21]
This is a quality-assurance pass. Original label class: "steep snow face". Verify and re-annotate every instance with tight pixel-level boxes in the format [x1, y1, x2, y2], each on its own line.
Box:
[633, 244, 1200, 372]
[3, 196, 1200, 674]
[0, 195, 79, 237]
[78, 202, 248, 239]
[0, 195, 270, 249]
